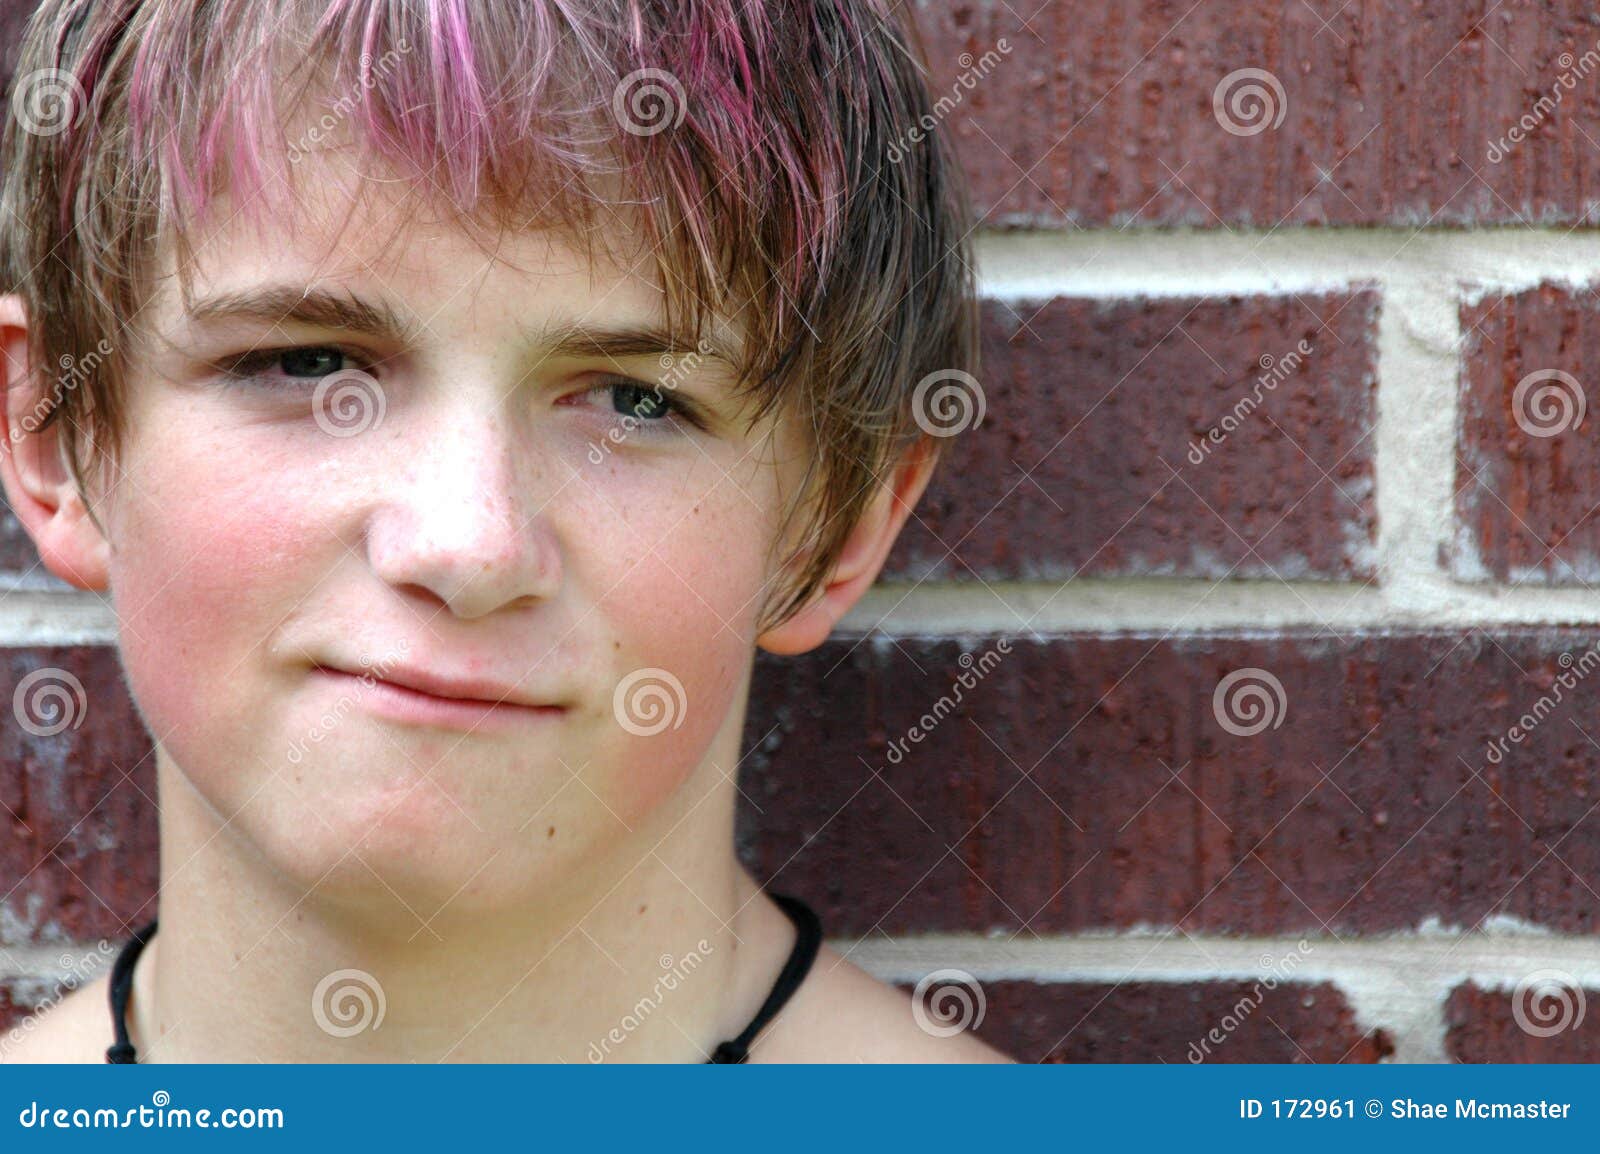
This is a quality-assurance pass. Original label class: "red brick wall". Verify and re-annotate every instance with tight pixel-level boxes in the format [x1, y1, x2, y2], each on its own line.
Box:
[10, 0, 1600, 1063]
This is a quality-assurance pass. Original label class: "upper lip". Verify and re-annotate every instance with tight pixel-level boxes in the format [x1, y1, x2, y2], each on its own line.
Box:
[318, 661, 562, 710]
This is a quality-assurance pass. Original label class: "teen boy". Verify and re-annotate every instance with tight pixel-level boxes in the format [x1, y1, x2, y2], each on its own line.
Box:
[0, 0, 1012, 1062]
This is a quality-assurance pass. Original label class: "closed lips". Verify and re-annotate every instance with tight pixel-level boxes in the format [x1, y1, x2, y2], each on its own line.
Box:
[315, 663, 562, 710]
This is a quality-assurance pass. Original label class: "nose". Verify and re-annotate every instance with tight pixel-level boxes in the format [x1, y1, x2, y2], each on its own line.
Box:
[364, 406, 562, 619]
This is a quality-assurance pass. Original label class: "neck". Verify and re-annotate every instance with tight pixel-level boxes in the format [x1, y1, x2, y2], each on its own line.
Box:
[131, 736, 776, 1062]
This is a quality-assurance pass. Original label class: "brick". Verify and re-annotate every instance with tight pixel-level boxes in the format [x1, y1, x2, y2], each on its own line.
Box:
[1455, 284, 1600, 583]
[1446, 980, 1600, 1062]
[0, 646, 158, 947]
[0, 974, 54, 1037]
[910, 978, 1392, 1063]
[885, 291, 1380, 583]
[915, 0, 1600, 228]
[738, 629, 1600, 937]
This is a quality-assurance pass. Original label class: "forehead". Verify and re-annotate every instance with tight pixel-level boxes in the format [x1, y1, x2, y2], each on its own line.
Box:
[141, 141, 736, 359]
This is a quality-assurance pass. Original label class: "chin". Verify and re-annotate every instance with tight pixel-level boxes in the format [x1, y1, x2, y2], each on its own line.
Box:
[260, 812, 536, 929]
[242, 763, 620, 925]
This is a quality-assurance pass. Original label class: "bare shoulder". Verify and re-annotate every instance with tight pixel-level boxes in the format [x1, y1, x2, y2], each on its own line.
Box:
[752, 943, 1016, 1064]
[0, 972, 113, 1064]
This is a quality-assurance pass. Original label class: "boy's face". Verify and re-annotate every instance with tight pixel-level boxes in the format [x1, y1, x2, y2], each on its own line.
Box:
[83, 162, 812, 917]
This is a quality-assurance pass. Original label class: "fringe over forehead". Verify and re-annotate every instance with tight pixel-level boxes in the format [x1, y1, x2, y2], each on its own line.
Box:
[0, 0, 979, 631]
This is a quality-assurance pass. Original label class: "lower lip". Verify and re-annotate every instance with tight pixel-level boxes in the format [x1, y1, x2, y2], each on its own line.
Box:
[310, 667, 565, 733]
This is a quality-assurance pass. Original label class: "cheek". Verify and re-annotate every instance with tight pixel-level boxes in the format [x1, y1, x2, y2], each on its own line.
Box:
[106, 433, 322, 759]
[584, 490, 771, 823]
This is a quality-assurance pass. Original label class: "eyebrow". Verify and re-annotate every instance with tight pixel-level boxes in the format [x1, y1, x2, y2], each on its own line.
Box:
[182, 284, 743, 371]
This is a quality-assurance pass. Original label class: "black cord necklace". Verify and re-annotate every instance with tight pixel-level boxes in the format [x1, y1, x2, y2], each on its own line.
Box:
[107, 892, 821, 1063]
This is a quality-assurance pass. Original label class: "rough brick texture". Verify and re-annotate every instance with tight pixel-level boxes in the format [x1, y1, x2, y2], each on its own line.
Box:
[926, 979, 1394, 1064]
[884, 291, 1381, 583]
[1446, 981, 1600, 1062]
[9, 0, 1600, 1066]
[0, 647, 159, 947]
[740, 630, 1600, 938]
[0, 975, 54, 1038]
[920, 0, 1600, 228]
[1456, 283, 1600, 582]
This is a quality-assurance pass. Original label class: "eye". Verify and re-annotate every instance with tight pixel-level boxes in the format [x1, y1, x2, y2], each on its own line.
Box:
[215, 345, 378, 386]
[581, 377, 704, 432]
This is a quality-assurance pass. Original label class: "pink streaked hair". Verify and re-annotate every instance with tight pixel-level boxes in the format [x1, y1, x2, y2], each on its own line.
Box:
[0, 0, 978, 632]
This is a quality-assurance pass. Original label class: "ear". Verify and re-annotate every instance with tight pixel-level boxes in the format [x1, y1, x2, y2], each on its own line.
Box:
[756, 435, 940, 656]
[0, 294, 111, 591]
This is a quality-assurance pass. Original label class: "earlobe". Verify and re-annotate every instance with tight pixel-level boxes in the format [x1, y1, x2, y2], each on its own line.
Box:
[754, 584, 837, 656]
[0, 294, 112, 592]
[756, 436, 939, 656]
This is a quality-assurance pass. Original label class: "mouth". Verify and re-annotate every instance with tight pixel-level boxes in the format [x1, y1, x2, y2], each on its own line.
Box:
[309, 664, 567, 733]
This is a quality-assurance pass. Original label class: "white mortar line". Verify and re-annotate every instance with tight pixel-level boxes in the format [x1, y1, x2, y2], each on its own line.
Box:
[853, 227, 1600, 636]
[844, 580, 1600, 634]
[0, 592, 119, 644]
[841, 924, 1600, 1063]
[8, 928, 1593, 1062]
[975, 227, 1600, 301]
[17, 580, 1600, 645]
